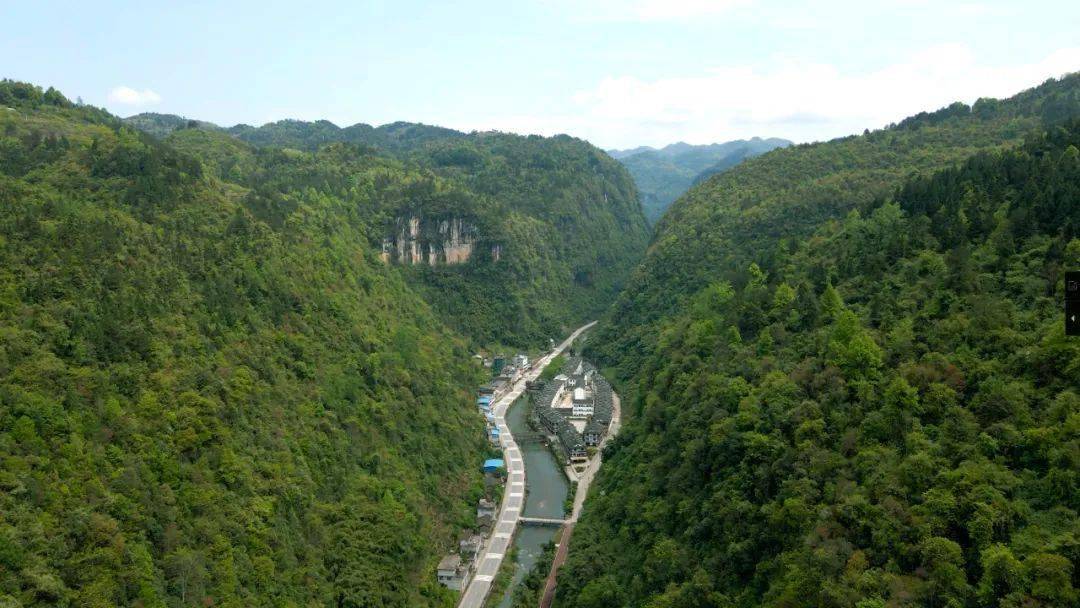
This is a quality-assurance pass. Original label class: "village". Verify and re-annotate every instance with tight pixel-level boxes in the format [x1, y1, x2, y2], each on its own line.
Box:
[435, 335, 617, 599]
[527, 356, 614, 467]
[436, 351, 534, 593]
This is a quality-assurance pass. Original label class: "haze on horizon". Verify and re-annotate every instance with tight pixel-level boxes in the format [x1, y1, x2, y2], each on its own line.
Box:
[4, 0, 1079, 149]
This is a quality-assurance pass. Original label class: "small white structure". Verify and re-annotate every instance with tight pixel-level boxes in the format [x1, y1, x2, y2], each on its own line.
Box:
[437, 554, 469, 591]
[572, 387, 593, 417]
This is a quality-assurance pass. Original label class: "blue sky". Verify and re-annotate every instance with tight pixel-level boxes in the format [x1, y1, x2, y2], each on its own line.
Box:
[4, 0, 1079, 148]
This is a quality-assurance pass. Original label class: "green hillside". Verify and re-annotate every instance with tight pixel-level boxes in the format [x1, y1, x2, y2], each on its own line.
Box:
[593, 74, 1080, 384]
[129, 116, 650, 349]
[124, 113, 467, 153]
[404, 133, 650, 345]
[557, 75, 1080, 607]
[0, 81, 490, 607]
[610, 138, 791, 223]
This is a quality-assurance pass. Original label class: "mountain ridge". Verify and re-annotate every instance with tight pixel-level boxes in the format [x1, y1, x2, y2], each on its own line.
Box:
[557, 71, 1080, 608]
[0, 79, 649, 607]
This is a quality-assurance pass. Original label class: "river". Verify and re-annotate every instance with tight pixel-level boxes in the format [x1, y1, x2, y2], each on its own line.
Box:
[492, 395, 568, 608]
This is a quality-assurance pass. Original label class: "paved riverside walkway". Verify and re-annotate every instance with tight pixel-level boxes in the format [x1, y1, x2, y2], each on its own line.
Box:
[458, 321, 597, 608]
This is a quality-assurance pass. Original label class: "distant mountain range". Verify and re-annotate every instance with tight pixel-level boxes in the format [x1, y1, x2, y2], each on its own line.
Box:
[124, 112, 467, 152]
[608, 137, 792, 223]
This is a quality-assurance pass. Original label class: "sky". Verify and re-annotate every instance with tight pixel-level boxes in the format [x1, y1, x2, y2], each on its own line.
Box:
[3, 0, 1080, 149]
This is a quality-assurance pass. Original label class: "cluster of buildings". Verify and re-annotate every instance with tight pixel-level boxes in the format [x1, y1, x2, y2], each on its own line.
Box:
[530, 357, 614, 464]
[436, 497, 501, 591]
[476, 353, 530, 395]
[439, 357, 532, 592]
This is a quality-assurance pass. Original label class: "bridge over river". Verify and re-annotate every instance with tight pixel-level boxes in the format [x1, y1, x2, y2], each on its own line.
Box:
[518, 517, 566, 527]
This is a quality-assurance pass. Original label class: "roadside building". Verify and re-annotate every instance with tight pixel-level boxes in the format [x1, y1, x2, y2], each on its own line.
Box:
[477, 395, 492, 414]
[459, 534, 483, 558]
[482, 458, 505, 473]
[477, 498, 497, 522]
[436, 554, 469, 591]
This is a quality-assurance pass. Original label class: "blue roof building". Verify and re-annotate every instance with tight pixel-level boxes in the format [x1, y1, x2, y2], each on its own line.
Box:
[482, 458, 505, 472]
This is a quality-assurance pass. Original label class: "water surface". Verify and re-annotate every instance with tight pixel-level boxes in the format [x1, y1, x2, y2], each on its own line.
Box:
[493, 397, 568, 607]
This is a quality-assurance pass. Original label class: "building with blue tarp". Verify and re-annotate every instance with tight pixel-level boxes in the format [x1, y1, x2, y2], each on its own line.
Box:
[482, 458, 505, 473]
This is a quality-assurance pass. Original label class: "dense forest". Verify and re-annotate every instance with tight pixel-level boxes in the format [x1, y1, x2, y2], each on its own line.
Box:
[127, 113, 651, 347]
[0, 79, 647, 607]
[557, 75, 1080, 607]
[609, 138, 791, 223]
[0, 80, 492, 607]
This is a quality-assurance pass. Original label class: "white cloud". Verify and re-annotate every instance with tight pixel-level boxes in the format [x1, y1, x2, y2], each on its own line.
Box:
[107, 86, 162, 106]
[460, 45, 1080, 148]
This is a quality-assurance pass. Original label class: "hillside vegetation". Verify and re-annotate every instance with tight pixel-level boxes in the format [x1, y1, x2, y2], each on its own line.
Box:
[127, 114, 651, 348]
[404, 133, 649, 344]
[610, 138, 791, 223]
[558, 75, 1080, 607]
[0, 77, 641, 608]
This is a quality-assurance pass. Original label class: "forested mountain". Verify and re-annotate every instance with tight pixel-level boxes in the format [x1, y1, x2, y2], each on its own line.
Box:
[126, 115, 650, 347]
[124, 112, 467, 153]
[557, 74, 1080, 607]
[122, 113, 220, 139]
[609, 138, 791, 223]
[227, 119, 467, 152]
[1, 80, 495, 607]
[401, 132, 649, 345]
[0, 79, 647, 607]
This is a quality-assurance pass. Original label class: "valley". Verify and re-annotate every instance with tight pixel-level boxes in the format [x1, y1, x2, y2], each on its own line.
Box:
[3, 22, 1080, 607]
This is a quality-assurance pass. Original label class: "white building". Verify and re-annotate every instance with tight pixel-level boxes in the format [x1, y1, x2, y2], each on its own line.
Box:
[572, 387, 593, 417]
[437, 554, 469, 591]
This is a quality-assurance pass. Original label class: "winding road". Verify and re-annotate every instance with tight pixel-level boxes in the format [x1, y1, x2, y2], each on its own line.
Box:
[458, 321, 597, 608]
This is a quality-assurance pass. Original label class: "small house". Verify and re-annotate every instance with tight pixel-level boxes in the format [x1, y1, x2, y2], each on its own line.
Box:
[477, 498, 497, 521]
[459, 534, 483, 557]
[482, 458, 505, 473]
[584, 419, 604, 446]
[436, 554, 469, 591]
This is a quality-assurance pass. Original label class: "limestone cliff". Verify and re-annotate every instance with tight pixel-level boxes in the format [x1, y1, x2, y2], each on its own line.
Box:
[381, 215, 488, 266]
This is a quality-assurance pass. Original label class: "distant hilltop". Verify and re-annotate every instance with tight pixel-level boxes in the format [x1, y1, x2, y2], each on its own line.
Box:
[607, 137, 792, 223]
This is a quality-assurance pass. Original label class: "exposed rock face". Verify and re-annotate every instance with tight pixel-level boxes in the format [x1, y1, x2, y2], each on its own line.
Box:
[381, 216, 479, 265]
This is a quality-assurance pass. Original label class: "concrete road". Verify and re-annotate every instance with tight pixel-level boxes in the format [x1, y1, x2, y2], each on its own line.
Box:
[458, 322, 596, 608]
